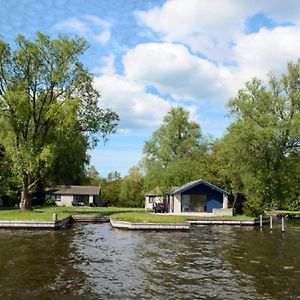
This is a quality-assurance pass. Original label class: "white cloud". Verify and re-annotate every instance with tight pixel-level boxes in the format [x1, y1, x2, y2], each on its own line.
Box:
[93, 54, 116, 75]
[54, 17, 90, 34]
[135, 0, 254, 60]
[83, 15, 112, 28]
[93, 74, 172, 130]
[232, 25, 300, 85]
[94, 30, 111, 44]
[54, 15, 112, 44]
[123, 42, 231, 104]
[135, 0, 300, 62]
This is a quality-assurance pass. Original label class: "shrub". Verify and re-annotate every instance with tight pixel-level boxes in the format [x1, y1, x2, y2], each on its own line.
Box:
[44, 198, 56, 206]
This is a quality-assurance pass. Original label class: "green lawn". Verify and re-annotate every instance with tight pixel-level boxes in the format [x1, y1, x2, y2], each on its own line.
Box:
[266, 210, 300, 215]
[0, 206, 254, 222]
[0, 206, 144, 221]
[111, 211, 253, 223]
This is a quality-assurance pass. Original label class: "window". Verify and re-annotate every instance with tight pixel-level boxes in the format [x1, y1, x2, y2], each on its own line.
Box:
[181, 195, 207, 212]
[148, 196, 156, 203]
[47, 194, 61, 201]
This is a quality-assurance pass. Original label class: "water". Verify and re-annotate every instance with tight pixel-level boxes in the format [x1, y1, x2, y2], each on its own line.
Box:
[0, 220, 299, 299]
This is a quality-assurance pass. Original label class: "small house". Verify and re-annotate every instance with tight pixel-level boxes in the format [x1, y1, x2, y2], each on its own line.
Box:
[45, 185, 101, 207]
[145, 187, 164, 209]
[168, 179, 231, 216]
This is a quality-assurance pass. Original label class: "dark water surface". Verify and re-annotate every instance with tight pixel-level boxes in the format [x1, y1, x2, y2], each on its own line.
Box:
[0, 220, 299, 299]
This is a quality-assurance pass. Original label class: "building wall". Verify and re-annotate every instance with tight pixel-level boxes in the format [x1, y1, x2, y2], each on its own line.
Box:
[56, 195, 73, 206]
[145, 195, 163, 209]
[173, 193, 181, 214]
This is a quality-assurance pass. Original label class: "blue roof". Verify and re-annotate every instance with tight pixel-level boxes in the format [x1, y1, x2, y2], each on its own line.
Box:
[169, 179, 229, 196]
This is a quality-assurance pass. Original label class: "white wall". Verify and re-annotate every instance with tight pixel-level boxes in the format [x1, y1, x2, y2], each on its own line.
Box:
[145, 196, 163, 209]
[55, 195, 73, 206]
[173, 193, 181, 214]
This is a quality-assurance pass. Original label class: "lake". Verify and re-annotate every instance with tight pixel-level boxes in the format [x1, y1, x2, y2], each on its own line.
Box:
[0, 220, 299, 299]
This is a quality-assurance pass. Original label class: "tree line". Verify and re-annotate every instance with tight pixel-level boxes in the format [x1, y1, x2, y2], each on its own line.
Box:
[98, 62, 300, 215]
[0, 33, 299, 215]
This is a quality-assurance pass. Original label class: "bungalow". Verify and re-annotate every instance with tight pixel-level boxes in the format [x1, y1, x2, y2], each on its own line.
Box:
[45, 185, 101, 207]
[168, 179, 232, 216]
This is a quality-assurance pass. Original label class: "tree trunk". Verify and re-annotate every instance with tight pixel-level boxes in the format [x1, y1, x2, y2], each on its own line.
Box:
[19, 173, 32, 210]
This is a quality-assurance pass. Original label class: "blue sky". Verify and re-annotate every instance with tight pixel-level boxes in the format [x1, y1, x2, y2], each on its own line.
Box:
[1, 0, 300, 176]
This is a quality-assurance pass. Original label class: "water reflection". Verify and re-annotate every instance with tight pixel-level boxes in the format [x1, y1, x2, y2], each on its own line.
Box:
[0, 220, 299, 299]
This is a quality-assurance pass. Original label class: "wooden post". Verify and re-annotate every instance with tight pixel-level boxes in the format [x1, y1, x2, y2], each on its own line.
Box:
[260, 215, 263, 227]
[52, 213, 57, 222]
[270, 216, 273, 231]
[281, 217, 285, 233]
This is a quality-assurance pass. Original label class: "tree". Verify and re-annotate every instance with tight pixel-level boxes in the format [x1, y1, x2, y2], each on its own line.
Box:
[143, 107, 208, 191]
[226, 61, 300, 214]
[119, 165, 144, 207]
[85, 165, 101, 186]
[0, 33, 118, 209]
[100, 171, 122, 206]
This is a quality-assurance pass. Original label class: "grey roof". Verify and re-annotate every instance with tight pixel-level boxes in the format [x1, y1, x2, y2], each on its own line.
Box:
[169, 179, 229, 196]
[45, 185, 100, 195]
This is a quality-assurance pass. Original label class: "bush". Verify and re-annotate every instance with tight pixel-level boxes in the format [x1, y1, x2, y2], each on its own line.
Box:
[243, 200, 265, 217]
[44, 198, 56, 206]
[285, 196, 300, 211]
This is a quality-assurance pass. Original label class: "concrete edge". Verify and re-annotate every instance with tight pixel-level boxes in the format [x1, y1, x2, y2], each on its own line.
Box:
[0, 216, 72, 229]
[71, 215, 110, 223]
[188, 218, 269, 226]
[110, 219, 190, 230]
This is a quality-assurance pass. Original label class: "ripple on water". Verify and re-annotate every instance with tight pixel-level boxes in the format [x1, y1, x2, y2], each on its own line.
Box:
[0, 222, 299, 299]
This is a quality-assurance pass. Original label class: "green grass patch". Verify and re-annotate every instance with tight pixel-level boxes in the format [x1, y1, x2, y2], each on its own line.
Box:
[112, 212, 188, 223]
[0, 208, 69, 221]
[266, 210, 300, 215]
[111, 212, 254, 223]
[0, 206, 144, 221]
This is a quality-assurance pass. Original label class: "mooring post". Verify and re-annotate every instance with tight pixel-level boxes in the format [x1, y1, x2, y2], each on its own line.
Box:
[270, 216, 273, 231]
[281, 217, 285, 233]
[52, 213, 57, 222]
[260, 215, 263, 227]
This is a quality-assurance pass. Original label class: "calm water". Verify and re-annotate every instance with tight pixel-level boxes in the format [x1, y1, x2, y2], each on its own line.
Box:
[0, 220, 299, 299]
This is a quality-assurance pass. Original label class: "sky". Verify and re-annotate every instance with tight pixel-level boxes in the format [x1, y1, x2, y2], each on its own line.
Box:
[1, 0, 300, 177]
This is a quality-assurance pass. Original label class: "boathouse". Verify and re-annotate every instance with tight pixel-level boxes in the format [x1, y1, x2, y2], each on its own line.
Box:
[168, 179, 232, 216]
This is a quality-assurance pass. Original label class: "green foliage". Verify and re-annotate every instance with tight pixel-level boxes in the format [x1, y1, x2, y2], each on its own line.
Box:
[44, 198, 56, 206]
[143, 106, 209, 191]
[85, 165, 101, 186]
[100, 171, 122, 206]
[0, 33, 118, 208]
[119, 165, 144, 207]
[225, 60, 300, 212]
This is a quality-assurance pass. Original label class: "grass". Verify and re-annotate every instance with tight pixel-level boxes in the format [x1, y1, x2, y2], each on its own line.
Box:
[0, 206, 254, 222]
[111, 211, 254, 223]
[267, 209, 300, 215]
[0, 206, 144, 221]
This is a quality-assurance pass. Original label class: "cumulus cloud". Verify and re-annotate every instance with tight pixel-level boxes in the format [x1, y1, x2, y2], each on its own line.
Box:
[130, 0, 300, 105]
[93, 74, 172, 130]
[135, 0, 300, 62]
[123, 42, 231, 104]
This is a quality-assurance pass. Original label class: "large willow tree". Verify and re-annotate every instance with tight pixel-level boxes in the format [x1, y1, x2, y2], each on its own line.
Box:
[0, 33, 118, 209]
